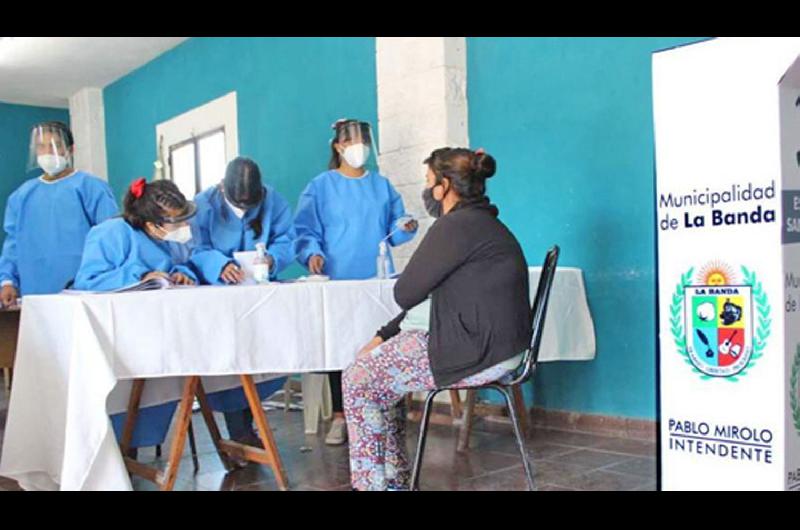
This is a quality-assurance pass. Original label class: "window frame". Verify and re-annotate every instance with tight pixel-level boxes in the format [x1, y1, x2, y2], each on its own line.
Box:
[167, 126, 226, 197]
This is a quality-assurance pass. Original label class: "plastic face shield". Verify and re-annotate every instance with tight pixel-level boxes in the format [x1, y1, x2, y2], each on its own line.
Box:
[224, 180, 265, 211]
[159, 201, 198, 226]
[27, 123, 73, 172]
[332, 119, 378, 154]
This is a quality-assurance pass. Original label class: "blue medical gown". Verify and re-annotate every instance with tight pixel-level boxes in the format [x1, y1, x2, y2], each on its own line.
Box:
[70, 218, 197, 447]
[72, 218, 197, 291]
[189, 186, 295, 284]
[110, 401, 179, 449]
[0, 171, 118, 295]
[293, 170, 416, 279]
[204, 376, 287, 414]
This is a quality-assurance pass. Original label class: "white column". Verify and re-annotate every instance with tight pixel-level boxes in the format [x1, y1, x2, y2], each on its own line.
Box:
[68, 87, 108, 181]
[376, 37, 469, 272]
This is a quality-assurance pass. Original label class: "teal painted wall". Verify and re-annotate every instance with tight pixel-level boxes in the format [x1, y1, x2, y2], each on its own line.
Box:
[103, 36, 717, 420]
[103, 37, 378, 278]
[0, 101, 70, 247]
[467, 37, 709, 419]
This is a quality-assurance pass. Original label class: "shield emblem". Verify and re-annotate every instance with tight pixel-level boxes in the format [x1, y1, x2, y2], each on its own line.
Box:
[684, 284, 753, 377]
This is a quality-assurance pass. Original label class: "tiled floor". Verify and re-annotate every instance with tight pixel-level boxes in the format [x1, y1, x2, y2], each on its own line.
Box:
[0, 387, 656, 491]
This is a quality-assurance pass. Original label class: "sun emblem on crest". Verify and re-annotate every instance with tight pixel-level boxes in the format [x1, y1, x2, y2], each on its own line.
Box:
[697, 260, 737, 286]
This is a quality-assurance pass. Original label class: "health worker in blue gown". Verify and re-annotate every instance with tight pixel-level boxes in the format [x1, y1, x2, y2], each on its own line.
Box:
[0, 121, 118, 306]
[73, 177, 197, 458]
[293, 118, 418, 446]
[189, 156, 293, 448]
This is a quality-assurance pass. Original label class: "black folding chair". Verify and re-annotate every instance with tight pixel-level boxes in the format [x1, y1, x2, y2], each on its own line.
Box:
[410, 245, 560, 491]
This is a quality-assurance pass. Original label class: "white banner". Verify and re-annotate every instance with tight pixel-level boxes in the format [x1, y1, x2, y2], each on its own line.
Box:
[654, 37, 800, 490]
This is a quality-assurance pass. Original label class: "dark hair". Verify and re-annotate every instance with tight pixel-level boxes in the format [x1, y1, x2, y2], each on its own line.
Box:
[328, 119, 372, 170]
[219, 156, 267, 239]
[35, 121, 74, 149]
[423, 147, 497, 202]
[123, 179, 189, 230]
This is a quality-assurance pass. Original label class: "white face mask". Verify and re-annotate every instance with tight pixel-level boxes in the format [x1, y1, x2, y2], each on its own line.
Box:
[161, 225, 193, 244]
[341, 143, 370, 169]
[225, 197, 246, 219]
[38, 154, 69, 176]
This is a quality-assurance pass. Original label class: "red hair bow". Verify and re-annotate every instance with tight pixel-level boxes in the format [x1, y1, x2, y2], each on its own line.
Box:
[130, 178, 146, 199]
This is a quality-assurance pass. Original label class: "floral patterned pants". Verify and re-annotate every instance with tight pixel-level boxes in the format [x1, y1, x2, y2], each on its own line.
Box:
[343, 329, 513, 491]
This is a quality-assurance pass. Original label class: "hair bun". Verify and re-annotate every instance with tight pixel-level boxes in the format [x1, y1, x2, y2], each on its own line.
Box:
[470, 150, 496, 180]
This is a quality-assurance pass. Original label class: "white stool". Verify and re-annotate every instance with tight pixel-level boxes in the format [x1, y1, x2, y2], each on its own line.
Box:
[301, 373, 332, 434]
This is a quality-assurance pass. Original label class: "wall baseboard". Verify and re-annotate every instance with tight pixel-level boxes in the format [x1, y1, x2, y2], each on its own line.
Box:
[408, 397, 656, 443]
[529, 407, 656, 442]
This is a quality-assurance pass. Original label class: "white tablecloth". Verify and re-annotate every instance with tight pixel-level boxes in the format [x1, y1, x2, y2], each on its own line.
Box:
[0, 268, 594, 491]
[529, 267, 595, 363]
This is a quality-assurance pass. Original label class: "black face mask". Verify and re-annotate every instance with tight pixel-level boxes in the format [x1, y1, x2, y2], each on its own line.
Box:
[422, 186, 443, 218]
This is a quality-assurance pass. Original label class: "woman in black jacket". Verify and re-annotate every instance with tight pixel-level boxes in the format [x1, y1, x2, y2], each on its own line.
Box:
[342, 147, 532, 491]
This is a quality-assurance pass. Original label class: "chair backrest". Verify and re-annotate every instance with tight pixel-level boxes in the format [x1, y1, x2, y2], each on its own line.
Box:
[506, 245, 559, 386]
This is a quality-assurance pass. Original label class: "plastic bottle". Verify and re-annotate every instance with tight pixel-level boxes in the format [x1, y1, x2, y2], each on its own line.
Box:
[253, 242, 271, 284]
[376, 241, 389, 279]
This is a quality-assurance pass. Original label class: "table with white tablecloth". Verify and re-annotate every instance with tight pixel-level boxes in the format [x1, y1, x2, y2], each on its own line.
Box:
[0, 280, 400, 491]
[0, 267, 595, 491]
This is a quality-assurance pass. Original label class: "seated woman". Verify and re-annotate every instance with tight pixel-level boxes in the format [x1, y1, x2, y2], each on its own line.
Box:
[343, 148, 532, 491]
[189, 157, 293, 448]
[73, 177, 198, 458]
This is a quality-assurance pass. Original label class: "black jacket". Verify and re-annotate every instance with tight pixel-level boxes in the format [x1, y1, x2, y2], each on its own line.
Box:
[378, 198, 532, 386]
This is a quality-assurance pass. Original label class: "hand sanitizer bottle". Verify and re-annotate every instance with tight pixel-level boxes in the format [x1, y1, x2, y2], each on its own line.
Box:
[253, 242, 271, 284]
[376, 241, 389, 279]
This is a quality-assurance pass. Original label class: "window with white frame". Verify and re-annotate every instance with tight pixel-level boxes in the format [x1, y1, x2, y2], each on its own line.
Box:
[155, 91, 238, 198]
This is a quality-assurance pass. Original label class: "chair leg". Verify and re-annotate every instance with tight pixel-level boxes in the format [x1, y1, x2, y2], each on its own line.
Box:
[494, 384, 535, 491]
[449, 389, 462, 420]
[283, 378, 292, 412]
[457, 389, 478, 453]
[511, 384, 529, 436]
[188, 419, 199, 473]
[155, 445, 162, 458]
[410, 390, 439, 491]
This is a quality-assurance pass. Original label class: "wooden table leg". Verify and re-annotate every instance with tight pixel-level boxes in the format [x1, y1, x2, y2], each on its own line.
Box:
[457, 389, 477, 452]
[194, 379, 236, 472]
[241, 375, 289, 490]
[196, 376, 290, 490]
[122, 377, 196, 490]
[158, 376, 199, 491]
[120, 379, 145, 457]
